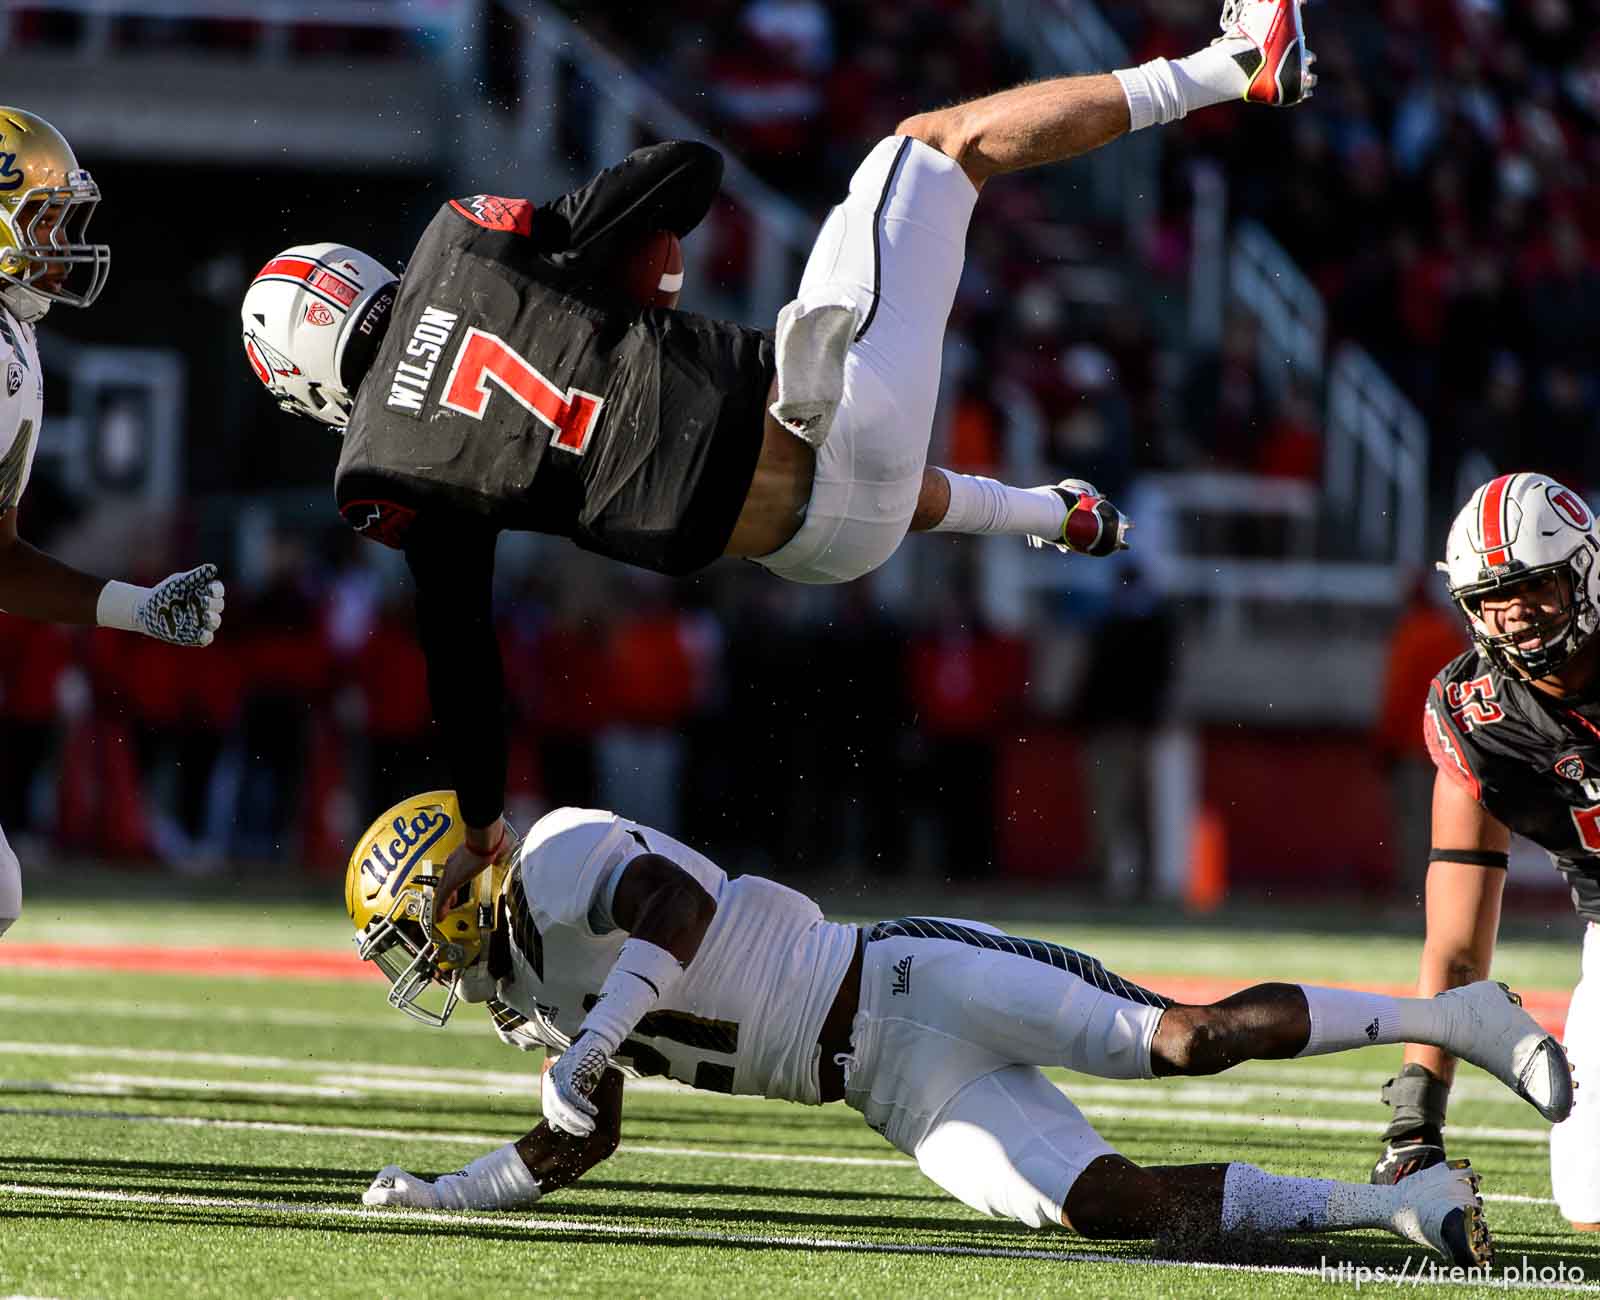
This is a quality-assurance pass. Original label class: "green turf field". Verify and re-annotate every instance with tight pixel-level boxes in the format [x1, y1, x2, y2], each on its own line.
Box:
[3, 886, 1597, 1299]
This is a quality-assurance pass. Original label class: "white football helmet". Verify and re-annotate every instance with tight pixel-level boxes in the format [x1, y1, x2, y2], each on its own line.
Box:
[240, 242, 397, 428]
[1440, 472, 1600, 679]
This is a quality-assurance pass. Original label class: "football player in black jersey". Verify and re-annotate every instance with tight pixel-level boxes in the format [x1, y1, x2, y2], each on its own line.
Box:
[1371, 472, 1600, 1231]
[239, 2, 1317, 887]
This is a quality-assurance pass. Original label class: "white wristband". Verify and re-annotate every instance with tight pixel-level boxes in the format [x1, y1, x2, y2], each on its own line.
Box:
[579, 937, 685, 1054]
[95, 579, 147, 633]
[433, 1142, 542, 1210]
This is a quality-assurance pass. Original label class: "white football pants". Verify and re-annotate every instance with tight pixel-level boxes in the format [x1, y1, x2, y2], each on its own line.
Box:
[0, 819, 20, 939]
[755, 135, 979, 584]
[1552, 922, 1600, 1222]
[842, 918, 1169, 1228]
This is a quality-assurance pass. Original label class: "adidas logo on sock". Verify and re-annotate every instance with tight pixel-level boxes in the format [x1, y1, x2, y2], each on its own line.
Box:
[1365, 1017, 1381, 1042]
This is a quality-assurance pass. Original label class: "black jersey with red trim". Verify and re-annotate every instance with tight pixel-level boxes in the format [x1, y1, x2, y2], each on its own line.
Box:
[335, 140, 772, 577]
[1424, 648, 1600, 920]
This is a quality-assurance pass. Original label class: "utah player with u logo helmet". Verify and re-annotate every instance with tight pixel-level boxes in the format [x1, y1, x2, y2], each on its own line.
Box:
[1371, 472, 1600, 1232]
[0, 107, 225, 941]
[341, 791, 1574, 1266]
[242, 0, 1321, 888]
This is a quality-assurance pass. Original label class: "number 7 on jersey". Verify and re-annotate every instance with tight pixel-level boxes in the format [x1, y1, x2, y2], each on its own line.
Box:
[441, 327, 605, 455]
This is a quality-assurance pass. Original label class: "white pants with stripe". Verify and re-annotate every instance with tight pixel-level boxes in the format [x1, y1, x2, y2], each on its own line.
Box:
[1552, 922, 1600, 1221]
[0, 819, 20, 939]
[842, 917, 1168, 1228]
[755, 136, 979, 584]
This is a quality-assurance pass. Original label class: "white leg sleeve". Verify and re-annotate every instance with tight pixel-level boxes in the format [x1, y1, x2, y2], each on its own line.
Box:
[756, 136, 979, 585]
[1552, 924, 1600, 1222]
[0, 821, 21, 939]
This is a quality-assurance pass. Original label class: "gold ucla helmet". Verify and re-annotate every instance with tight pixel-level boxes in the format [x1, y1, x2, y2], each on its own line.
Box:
[0, 108, 110, 322]
[346, 791, 510, 1027]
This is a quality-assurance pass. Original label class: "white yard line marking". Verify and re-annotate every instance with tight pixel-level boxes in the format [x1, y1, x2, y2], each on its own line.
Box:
[0, 993, 476, 1035]
[0, 1107, 912, 1165]
[0, 1183, 1588, 1290]
[0, 1041, 1531, 1109]
[0, 1094, 1557, 1164]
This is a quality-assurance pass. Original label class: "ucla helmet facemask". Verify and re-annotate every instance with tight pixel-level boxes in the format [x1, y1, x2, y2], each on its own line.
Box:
[241, 241, 398, 429]
[1441, 473, 1600, 681]
[0, 107, 110, 322]
[346, 791, 511, 1027]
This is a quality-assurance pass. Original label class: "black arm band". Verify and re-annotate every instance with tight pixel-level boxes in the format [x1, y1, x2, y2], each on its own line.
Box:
[1428, 848, 1509, 869]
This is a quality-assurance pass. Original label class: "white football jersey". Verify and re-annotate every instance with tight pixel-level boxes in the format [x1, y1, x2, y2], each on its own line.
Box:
[487, 807, 859, 1105]
[0, 304, 42, 516]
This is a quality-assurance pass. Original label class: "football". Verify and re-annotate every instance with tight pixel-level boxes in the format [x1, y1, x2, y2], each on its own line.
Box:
[618, 229, 684, 309]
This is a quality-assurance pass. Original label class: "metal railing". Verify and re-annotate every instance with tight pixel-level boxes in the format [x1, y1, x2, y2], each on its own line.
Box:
[490, 1, 817, 327]
[1324, 343, 1429, 570]
[988, 0, 1160, 243]
[1229, 219, 1326, 395]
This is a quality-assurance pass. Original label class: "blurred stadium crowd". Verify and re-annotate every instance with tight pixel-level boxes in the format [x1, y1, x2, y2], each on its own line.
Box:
[2, 0, 1592, 889]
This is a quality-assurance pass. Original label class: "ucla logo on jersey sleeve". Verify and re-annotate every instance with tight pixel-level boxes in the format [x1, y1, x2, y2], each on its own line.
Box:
[356, 806, 453, 899]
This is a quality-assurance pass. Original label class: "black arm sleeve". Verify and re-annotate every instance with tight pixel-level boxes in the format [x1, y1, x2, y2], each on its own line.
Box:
[540, 140, 724, 263]
[404, 516, 507, 829]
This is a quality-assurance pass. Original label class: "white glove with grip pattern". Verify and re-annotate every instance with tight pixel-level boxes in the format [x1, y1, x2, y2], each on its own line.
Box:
[363, 1164, 442, 1209]
[542, 1030, 610, 1137]
[97, 563, 226, 647]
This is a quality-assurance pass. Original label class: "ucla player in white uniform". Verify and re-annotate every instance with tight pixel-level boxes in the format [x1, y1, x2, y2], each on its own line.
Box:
[0, 107, 226, 939]
[346, 795, 1575, 1267]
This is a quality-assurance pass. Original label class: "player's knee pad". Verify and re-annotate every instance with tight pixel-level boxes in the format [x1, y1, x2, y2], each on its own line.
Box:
[0, 826, 21, 938]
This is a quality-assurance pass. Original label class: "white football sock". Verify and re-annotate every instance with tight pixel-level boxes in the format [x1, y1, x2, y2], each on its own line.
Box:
[1115, 44, 1250, 131]
[1294, 986, 1445, 1057]
[931, 470, 1067, 539]
[1221, 1163, 1402, 1235]
[432, 1142, 542, 1210]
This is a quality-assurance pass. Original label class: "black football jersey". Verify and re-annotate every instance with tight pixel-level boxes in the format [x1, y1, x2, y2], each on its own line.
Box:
[335, 140, 772, 577]
[1426, 648, 1600, 920]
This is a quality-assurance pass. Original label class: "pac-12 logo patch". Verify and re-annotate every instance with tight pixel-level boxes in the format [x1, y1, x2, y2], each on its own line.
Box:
[5, 361, 22, 397]
[341, 497, 418, 549]
[449, 194, 534, 236]
[305, 302, 335, 327]
[1556, 753, 1586, 782]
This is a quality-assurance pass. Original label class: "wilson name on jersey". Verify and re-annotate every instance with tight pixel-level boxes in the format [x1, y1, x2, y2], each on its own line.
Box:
[1426, 648, 1600, 919]
[334, 142, 772, 576]
[0, 305, 43, 516]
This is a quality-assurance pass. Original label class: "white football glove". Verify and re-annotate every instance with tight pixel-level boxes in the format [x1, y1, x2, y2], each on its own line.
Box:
[363, 1164, 441, 1209]
[542, 1030, 610, 1137]
[97, 563, 226, 647]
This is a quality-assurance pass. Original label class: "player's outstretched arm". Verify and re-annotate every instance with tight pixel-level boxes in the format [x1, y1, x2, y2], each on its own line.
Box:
[0, 508, 224, 645]
[363, 1066, 624, 1211]
[1373, 772, 1510, 1183]
[543, 853, 716, 1137]
[404, 515, 508, 862]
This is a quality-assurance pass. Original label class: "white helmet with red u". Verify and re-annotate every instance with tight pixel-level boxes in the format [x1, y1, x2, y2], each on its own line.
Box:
[240, 242, 397, 428]
[1440, 472, 1600, 679]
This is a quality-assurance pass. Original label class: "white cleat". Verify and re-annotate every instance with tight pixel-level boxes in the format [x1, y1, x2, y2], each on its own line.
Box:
[1389, 1159, 1492, 1268]
[769, 298, 860, 448]
[1024, 478, 1133, 558]
[1434, 980, 1574, 1123]
[1216, 0, 1317, 107]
